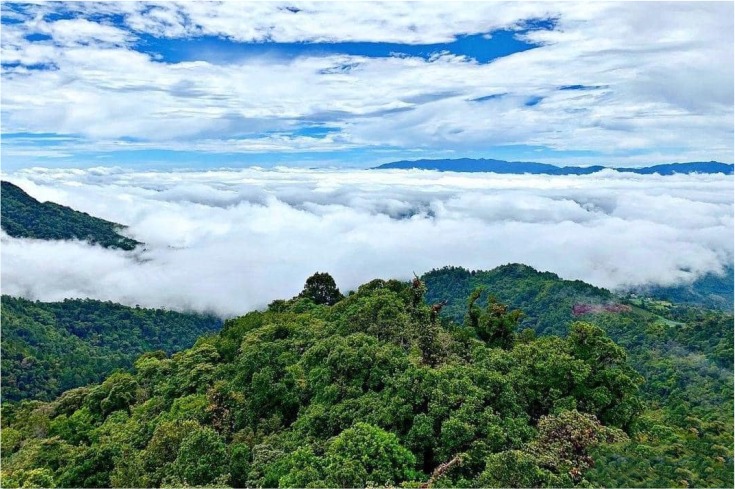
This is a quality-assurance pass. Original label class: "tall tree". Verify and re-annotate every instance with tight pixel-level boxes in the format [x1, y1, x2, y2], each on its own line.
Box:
[298, 272, 344, 306]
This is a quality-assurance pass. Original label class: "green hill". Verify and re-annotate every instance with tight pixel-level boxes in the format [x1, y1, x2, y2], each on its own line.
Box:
[424, 264, 733, 487]
[1, 271, 731, 488]
[1, 296, 221, 402]
[1, 275, 643, 488]
[423, 264, 613, 336]
[0, 181, 140, 250]
[423, 264, 733, 380]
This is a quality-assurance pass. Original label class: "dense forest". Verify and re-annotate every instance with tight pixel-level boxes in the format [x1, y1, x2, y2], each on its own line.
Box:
[1, 270, 731, 487]
[0, 181, 140, 250]
[424, 265, 733, 487]
[2, 274, 642, 488]
[1, 296, 221, 402]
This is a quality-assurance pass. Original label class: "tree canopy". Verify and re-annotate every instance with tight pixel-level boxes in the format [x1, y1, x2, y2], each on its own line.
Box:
[298, 272, 344, 306]
[1, 266, 731, 488]
[1, 296, 221, 402]
[1, 275, 646, 488]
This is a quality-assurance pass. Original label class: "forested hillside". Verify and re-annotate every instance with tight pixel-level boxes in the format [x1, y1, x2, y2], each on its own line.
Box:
[423, 264, 613, 336]
[637, 266, 734, 311]
[1, 296, 221, 402]
[424, 264, 733, 487]
[0, 181, 140, 250]
[1, 275, 644, 488]
[1, 269, 731, 488]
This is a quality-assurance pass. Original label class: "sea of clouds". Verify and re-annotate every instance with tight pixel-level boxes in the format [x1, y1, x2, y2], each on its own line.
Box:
[1, 167, 732, 317]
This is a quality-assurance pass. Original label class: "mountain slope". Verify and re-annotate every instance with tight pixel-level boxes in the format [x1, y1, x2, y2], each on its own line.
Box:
[635, 266, 734, 311]
[0, 274, 643, 488]
[422, 264, 733, 395]
[1, 296, 222, 402]
[1, 181, 141, 250]
[373, 158, 734, 175]
[423, 264, 733, 487]
[1, 269, 731, 487]
[423, 264, 613, 336]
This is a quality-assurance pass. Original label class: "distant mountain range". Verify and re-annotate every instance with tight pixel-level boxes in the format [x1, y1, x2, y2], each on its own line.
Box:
[373, 158, 734, 175]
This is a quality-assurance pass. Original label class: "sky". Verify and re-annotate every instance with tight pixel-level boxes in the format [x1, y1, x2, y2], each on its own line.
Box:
[1, 1, 733, 170]
[2, 168, 732, 316]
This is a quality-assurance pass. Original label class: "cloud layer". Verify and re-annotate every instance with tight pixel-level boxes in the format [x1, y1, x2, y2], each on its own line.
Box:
[2, 168, 732, 317]
[1, 2, 733, 166]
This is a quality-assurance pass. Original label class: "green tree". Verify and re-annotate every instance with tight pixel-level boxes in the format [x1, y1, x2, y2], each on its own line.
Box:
[3, 467, 56, 488]
[172, 427, 229, 486]
[325, 423, 417, 487]
[140, 420, 201, 486]
[478, 450, 559, 488]
[299, 272, 344, 306]
[466, 291, 521, 350]
[278, 446, 326, 487]
[84, 372, 139, 418]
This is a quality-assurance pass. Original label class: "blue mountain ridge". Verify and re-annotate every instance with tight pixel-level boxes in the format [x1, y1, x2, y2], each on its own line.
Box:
[373, 158, 734, 175]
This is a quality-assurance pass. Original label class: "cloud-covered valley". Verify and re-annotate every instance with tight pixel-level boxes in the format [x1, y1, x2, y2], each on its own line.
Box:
[2, 167, 732, 317]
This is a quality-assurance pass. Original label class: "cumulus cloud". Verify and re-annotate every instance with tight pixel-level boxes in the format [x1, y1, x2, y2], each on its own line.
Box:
[2, 2, 558, 44]
[1, 2, 732, 164]
[1, 168, 732, 317]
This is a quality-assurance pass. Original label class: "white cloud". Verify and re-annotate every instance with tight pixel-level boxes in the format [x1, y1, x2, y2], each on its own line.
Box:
[1, 2, 732, 163]
[1, 168, 732, 317]
[39, 1, 557, 44]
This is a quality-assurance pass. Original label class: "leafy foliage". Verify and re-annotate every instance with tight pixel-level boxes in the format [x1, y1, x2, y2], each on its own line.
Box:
[1, 296, 222, 402]
[1, 274, 643, 488]
[1, 181, 140, 250]
[424, 264, 734, 488]
[298, 272, 344, 306]
[478, 410, 627, 488]
[424, 264, 613, 337]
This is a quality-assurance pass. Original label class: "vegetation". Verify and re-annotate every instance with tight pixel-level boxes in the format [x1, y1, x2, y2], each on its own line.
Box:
[423, 264, 613, 337]
[424, 264, 733, 488]
[2, 273, 644, 488]
[1, 266, 730, 487]
[298, 272, 344, 306]
[0, 181, 140, 250]
[636, 266, 734, 311]
[1, 296, 221, 402]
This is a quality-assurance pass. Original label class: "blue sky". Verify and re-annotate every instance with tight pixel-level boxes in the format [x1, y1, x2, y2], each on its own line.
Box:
[1, 2, 733, 170]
